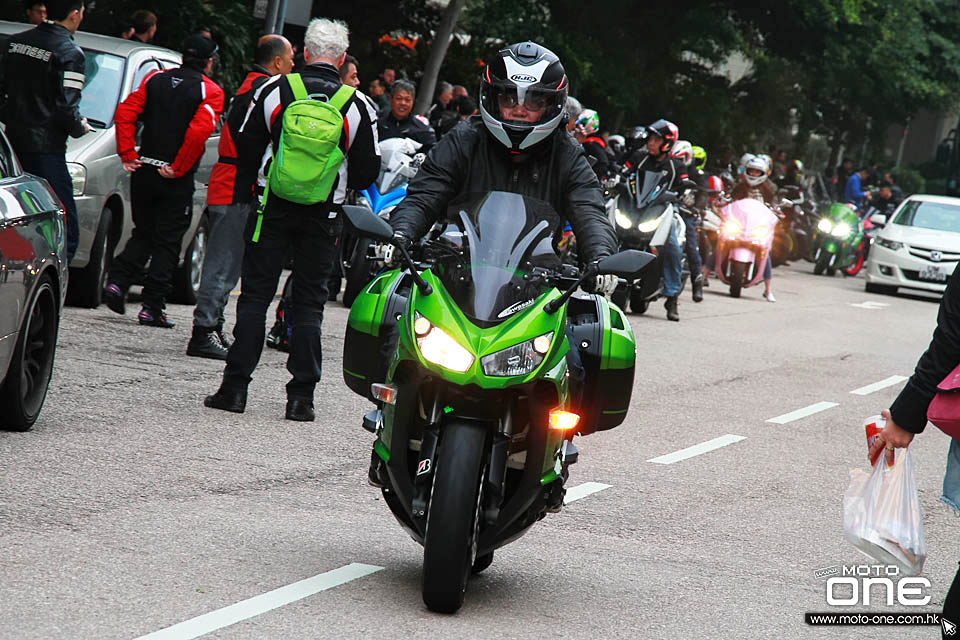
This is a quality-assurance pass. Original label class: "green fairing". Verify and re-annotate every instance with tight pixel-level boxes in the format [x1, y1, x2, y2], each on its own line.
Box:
[814, 202, 865, 269]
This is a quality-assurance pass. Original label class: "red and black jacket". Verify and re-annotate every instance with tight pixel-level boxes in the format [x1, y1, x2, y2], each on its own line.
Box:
[115, 65, 224, 179]
[208, 66, 271, 205]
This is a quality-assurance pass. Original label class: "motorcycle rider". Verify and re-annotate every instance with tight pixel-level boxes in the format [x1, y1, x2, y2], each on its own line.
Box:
[573, 109, 612, 180]
[379, 79, 437, 152]
[622, 118, 687, 321]
[670, 140, 705, 303]
[727, 154, 777, 302]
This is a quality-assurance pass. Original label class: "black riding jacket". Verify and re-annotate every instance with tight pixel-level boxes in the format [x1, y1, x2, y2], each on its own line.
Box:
[0, 22, 86, 153]
[390, 118, 617, 264]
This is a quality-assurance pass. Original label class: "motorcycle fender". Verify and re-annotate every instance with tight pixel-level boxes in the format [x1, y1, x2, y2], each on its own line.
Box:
[649, 203, 675, 247]
[823, 241, 838, 254]
[730, 247, 756, 263]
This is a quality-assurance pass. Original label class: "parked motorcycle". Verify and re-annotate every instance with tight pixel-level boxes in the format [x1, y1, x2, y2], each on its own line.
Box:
[812, 203, 865, 276]
[609, 169, 687, 313]
[714, 198, 779, 297]
[341, 192, 653, 613]
[340, 137, 424, 307]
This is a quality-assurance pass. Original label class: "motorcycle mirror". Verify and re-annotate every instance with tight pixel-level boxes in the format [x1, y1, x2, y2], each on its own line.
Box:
[342, 205, 394, 241]
[681, 178, 698, 190]
[596, 249, 657, 279]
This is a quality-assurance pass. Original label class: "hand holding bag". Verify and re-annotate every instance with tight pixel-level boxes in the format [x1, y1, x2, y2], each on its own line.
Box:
[927, 363, 960, 438]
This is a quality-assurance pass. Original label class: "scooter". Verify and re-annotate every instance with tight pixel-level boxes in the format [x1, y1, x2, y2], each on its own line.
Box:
[714, 198, 779, 297]
[609, 169, 688, 313]
[812, 203, 865, 276]
[341, 192, 653, 613]
[340, 137, 424, 307]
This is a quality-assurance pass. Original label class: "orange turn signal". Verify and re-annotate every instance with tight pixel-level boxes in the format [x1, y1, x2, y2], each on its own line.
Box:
[371, 383, 397, 405]
[548, 409, 580, 430]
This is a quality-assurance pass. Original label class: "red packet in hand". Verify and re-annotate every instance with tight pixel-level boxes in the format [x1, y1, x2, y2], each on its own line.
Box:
[865, 415, 893, 467]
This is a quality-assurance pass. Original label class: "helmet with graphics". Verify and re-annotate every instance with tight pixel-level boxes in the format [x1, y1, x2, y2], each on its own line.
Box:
[670, 140, 694, 166]
[575, 109, 600, 136]
[479, 41, 569, 152]
[691, 145, 707, 171]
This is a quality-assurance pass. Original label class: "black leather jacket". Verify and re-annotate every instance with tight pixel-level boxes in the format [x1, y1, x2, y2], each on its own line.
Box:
[0, 22, 87, 153]
[390, 118, 617, 264]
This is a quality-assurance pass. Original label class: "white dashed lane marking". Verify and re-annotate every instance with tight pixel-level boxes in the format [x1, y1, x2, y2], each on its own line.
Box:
[850, 375, 908, 396]
[647, 434, 746, 465]
[564, 482, 612, 504]
[135, 563, 383, 640]
[766, 401, 839, 425]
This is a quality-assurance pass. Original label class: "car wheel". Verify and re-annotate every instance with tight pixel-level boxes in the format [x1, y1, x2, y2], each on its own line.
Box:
[66, 208, 112, 308]
[0, 274, 59, 431]
[170, 215, 209, 305]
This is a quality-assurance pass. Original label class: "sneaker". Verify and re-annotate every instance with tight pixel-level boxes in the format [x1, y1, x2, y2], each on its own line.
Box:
[187, 327, 228, 360]
[763, 291, 777, 303]
[104, 283, 126, 315]
[138, 306, 175, 328]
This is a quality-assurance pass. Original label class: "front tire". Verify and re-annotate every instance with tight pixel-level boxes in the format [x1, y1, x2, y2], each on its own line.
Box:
[67, 208, 112, 308]
[814, 250, 830, 276]
[0, 274, 59, 431]
[729, 261, 746, 298]
[629, 289, 649, 314]
[422, 421, 487, 614]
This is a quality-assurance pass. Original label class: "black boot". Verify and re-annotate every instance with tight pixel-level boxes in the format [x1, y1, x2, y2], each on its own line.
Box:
[286, 398, 315, 422]
[665, 296, 680, 322]
[368, 448, 385, 488]
[187, 326, 229, 360]
[138, 306, 175, 328]
[215, 323, 233, 350]
[204, 387, 247, 413]
[692, 274, 704, 302]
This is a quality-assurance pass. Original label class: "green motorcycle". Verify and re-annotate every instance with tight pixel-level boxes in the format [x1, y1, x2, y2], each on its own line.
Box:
[341, 191, 652, 613]
[812, 202, 865, 276]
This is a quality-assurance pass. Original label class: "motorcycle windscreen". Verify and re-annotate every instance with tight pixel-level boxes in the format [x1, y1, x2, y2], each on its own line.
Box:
[633, 170, 668, 208]
[435, 191, 561, 325]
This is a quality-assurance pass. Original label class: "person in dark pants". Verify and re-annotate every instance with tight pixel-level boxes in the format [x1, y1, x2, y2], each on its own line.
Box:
[104, 34, 224, 327]
[0, 0, 91, 262]
[186, 34, 294, 359]
[204, 17, 380, 422]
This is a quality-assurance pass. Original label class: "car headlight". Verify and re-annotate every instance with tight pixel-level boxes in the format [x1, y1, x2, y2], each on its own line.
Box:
[615, 209, 633, 229]
[831, 222, 852, 238]
[750, 225, 771, 242]
[723, 219, 742, 237]
[877, 237, 903, 251]
[481, 331, 553, 377]
[414, 312, 474, 373]
[637, 212, 665, 233]
[817, 218, 833, 233]
[67, 162, 86, 196]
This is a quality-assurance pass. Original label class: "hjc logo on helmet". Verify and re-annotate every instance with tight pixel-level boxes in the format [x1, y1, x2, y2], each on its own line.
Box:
[510, 74, 538, 83]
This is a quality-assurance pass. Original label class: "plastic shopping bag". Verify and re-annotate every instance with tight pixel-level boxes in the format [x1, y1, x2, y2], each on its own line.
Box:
[843, 448, 927, 575]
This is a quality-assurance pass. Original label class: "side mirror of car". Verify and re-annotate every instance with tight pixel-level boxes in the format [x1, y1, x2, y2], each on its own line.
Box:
[870, 213, 888, 227]
[596, 249, 657, 279]
[343, 204, 394, 241]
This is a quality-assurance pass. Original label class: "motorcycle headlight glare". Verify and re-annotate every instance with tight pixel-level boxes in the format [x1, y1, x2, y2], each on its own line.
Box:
[817, 218, 833, 233]
[414, 312, 474, 373]
[723, 219, 742, 237]
[481, 331, 554, 377]
[750, 225, 771, 242]
[636, 212, 665, 233]
[832, 222, 852, 238]
[877, 237, 903, 251]
[615, 210, 633, 229]
[67, 162, 86, 196]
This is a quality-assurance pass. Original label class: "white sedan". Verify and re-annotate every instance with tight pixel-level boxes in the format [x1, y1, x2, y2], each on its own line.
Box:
[865, 194, 960, 295]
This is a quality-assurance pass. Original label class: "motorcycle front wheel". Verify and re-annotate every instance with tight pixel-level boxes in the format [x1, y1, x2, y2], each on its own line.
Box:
[422, 421, 486, 614]
[729, 261, 747, 298]
[814, 250, 831, 276]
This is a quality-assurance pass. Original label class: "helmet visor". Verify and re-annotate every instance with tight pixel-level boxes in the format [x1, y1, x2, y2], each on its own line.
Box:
[483, 82, 562, 125]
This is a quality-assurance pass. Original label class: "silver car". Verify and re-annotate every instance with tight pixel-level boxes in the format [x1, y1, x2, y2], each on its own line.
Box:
[0, 21, 219, 308]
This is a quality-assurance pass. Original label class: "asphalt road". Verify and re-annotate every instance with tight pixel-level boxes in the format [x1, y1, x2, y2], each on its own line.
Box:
[1, 263, 955, 639]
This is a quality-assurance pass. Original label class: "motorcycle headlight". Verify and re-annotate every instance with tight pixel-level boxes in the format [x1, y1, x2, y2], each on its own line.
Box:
[636, 211, 665, 233]
[481, 331, 554, 377]
[67, 162, 86, 196]
[877, 237, 903, 251]
[817, 218, 833, 233]
[750, 225, 772, 242]
[832, 222, 852, 238]
[723, 219, 742, 237]
[414, 312, 474, 373]
[615, 209, 633, 229]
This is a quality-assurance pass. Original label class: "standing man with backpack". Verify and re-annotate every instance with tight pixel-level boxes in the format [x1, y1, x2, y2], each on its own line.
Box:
[204, 18, 380, 422]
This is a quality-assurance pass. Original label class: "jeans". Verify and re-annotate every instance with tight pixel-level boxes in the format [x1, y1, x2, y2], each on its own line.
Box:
[662, 219, 683, 297]
[109, 168, 193, 310]
[193, 202, 251, 329]
[682, 216, 702, 275]
[18, 152, 78, 261]
[221, 198, 340, 400]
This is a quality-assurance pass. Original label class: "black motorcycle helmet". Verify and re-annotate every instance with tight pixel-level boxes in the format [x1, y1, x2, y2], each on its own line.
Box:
[646, 118, 679, 155]
[479, 41, 568, 153]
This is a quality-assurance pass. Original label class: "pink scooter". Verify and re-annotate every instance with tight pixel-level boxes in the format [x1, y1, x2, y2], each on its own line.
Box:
[715, 198, 779, 298]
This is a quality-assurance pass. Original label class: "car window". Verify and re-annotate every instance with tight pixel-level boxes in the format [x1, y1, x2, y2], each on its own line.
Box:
[78, 51, 125, 129]
[893, 200, 960, 233]
[131, 59, 161, 93]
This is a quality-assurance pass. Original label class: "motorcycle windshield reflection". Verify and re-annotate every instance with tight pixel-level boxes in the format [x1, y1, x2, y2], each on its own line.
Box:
[634, 170, 668, 208]
[434, 191, 561, 325]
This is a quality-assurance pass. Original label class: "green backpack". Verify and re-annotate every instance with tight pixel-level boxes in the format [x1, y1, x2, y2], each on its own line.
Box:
[253, 74, 355, 242]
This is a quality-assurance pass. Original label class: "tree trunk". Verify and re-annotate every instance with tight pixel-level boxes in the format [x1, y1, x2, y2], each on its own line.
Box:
[413, 0, 468, 116]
